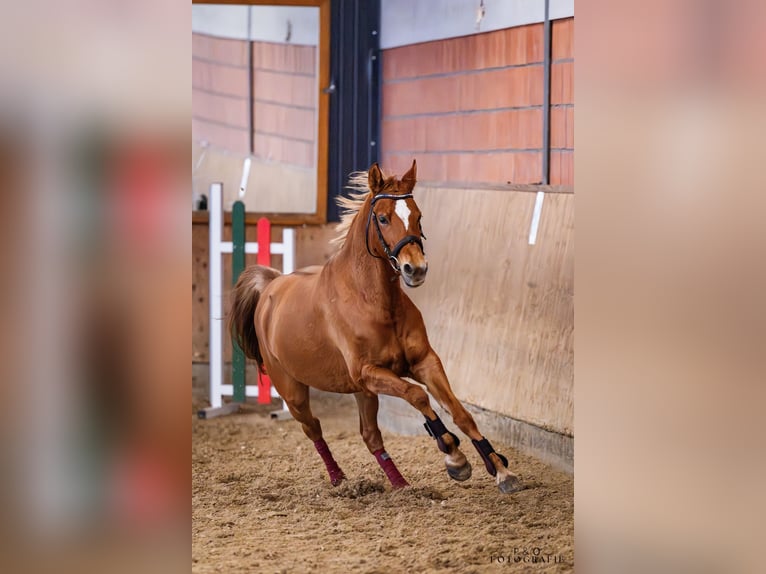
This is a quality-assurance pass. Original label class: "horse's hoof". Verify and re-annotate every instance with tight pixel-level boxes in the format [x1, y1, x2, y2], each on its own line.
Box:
[497, 473, 524, 494]
[446, 461, 472, 482]
[391, 479, 410, 489]
[330, 472, 346, 487]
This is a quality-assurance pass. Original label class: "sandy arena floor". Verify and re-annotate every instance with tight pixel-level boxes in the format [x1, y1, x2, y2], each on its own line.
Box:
[192, 390, 573, 573]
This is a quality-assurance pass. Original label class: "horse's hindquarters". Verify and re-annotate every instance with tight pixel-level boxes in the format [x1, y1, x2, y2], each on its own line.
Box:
[254, 273, 357, 394]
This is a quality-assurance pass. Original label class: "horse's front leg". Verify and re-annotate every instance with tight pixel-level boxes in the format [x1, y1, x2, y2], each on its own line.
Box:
[410, 351, 523, 494]
[355, 363, 472, 484]
[354, 392, 409, 488]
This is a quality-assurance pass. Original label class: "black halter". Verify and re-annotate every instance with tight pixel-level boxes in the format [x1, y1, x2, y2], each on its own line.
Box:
[365, 193, 425, 273]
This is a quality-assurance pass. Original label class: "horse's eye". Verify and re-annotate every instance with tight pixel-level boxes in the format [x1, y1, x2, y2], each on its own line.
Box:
[378, 214, 389, 225]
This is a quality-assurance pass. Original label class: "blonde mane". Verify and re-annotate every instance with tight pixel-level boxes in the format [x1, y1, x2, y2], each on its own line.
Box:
[330, 171, 372, 249]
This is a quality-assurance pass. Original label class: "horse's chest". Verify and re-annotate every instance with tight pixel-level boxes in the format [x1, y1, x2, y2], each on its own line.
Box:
[366, 331, 409, 374]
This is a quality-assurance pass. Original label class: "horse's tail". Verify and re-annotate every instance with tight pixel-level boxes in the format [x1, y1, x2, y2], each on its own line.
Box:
[228, 265, 282, 368]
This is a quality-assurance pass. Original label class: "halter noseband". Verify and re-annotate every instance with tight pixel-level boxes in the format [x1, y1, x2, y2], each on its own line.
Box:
[364, 193, 425, 273]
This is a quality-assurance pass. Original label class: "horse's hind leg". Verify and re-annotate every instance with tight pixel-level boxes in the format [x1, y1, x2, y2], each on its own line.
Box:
[354, 393, 409, 488]
[280, 379, 345, 486]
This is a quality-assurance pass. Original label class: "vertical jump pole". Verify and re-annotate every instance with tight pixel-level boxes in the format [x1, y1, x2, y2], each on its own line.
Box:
[231, 201, 246, 403]
[208, 183, 224, 410]
[256, 217, 273, 405]
[198, 183, 294, 419]
[199, 182, 240, 418]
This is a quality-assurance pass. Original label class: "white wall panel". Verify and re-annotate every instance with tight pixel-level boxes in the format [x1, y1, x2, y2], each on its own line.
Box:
[381, 0, 574, 49]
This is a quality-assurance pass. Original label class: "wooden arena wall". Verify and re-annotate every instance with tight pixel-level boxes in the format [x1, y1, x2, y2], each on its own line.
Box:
[406, 185, 573, 437]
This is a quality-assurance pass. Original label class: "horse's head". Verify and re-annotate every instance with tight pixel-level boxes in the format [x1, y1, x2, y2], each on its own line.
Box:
[366, 160, 428, 287]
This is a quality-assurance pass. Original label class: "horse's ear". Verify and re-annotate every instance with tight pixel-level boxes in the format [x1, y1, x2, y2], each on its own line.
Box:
[368, 163, 385, 192]
[401, 159, 417, 190]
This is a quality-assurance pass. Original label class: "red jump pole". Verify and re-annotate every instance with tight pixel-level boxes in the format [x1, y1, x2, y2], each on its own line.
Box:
[256, 217, 272, 404]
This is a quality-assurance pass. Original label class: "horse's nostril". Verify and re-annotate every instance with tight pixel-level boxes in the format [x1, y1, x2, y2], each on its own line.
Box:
[402, 263, 413, 275]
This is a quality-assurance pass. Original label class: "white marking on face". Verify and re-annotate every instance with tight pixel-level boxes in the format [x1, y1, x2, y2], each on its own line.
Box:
[395, 200, 411, 231]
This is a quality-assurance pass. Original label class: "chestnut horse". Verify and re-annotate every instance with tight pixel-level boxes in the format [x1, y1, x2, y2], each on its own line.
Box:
[229, 161, 522, 493]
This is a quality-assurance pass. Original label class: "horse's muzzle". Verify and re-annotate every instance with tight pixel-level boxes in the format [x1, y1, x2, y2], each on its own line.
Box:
[401, 262, 427, 287]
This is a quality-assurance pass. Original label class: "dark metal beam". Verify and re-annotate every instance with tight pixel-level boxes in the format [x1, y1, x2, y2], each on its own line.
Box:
[542, 0, 552, 185]
[326, 0, 381, 222]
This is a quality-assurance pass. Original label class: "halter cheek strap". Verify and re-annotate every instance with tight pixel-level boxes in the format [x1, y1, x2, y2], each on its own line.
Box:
[365, 193, 425, 273]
